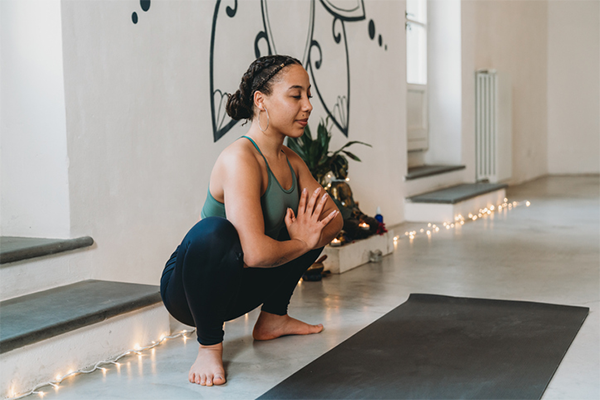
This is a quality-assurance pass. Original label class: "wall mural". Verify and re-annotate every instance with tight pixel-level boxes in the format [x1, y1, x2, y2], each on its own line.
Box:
[209, 0, 387, 142]
[130, 0, 387, 143]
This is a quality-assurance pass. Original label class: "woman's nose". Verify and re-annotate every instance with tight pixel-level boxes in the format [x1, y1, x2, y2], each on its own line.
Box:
[303, 97, 313, 113]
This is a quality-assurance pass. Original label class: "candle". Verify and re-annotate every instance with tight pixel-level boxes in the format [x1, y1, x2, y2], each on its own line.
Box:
[330, 238, 342, 247]
[359, 222, 369, 230]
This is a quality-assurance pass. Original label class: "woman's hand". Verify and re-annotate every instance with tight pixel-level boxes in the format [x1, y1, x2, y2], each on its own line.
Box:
[284, 187, 339, 250]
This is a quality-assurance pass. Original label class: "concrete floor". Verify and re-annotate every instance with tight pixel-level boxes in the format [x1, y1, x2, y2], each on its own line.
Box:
[38, 176, 599, 399]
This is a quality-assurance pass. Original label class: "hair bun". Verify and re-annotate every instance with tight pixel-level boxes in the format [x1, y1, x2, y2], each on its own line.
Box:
[225, 90, 252, 120]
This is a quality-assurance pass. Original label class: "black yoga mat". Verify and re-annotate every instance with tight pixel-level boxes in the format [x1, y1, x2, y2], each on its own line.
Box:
[258, 294, 589, 400]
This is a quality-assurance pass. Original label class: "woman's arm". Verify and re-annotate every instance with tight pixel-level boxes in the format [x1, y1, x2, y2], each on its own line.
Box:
[218, 145, 337, 268]
[284, 147, 344, 248]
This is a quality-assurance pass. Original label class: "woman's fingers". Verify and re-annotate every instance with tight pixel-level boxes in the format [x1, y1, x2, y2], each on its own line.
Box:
[284, 208, 295, 228]
[312, 192, 329, 219]
[297, 188, 308, 216]
[320, 209, 339, 226]
[305, 187, 321, 216]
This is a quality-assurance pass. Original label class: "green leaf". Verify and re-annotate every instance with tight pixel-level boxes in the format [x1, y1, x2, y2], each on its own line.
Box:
[336, 140, 371, 152]
[342, 150, 362, 162]
[303, 124, 313, 142]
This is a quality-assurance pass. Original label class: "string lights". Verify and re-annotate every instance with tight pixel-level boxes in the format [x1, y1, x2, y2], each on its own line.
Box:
[6, 329, 196, 400]
[399, 198, 530, 242]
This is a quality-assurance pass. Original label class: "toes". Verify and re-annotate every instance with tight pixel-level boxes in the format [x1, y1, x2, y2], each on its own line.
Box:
[189, 373, 195, 383]
[200, 374, 207, 386]
[214, 375, 226, 385]
[206, 375, 213, 386]
[195, 374, 202, 385]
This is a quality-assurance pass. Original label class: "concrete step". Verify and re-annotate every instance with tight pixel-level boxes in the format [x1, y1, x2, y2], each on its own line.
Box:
[404, 167, 467, 198]
[404, 183, 508, 222]
[405, 164, 466, 180]
[0, 236, 94, 265]
[0, 237, 95, 302]
[0, 280, 169, 397]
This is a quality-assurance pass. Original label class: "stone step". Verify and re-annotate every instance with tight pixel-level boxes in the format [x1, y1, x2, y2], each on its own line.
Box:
[0, 280, 161, 353]
[0, 236, 94, 265]
[405, 164, 466, 180]
[0, 280, 169, 396]
[404, 183, 508, 222]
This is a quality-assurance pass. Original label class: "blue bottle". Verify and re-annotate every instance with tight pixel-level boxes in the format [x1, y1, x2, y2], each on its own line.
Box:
[375, 206, 383, 223]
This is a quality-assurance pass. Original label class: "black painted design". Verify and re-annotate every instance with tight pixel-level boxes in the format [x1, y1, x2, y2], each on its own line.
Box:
[306, 16, 351, 136]
[225, 0, 237, 17]
[140, 0, 151, 12]
[132, 0, 151, 24]
[319, 0, 366, 22]
[209, 0, 239, 142]
[209, 0, 388, 141]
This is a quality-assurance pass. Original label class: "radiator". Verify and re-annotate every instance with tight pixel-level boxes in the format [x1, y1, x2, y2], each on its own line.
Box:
[475, 70, 512, 183]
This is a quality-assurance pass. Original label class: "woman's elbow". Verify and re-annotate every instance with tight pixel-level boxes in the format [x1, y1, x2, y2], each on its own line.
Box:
[242, 252, 261, 268]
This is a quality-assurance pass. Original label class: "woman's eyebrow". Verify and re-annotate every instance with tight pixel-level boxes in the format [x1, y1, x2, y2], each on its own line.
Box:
[288, 85, 312, 90]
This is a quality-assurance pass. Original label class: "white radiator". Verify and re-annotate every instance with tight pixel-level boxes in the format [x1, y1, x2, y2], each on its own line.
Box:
[475, 70, 512, 183]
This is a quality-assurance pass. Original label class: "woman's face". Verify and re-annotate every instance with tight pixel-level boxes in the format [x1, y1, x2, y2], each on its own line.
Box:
[260, 64, 313, 138]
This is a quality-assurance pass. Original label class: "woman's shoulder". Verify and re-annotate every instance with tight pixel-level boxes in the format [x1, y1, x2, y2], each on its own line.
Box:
[214, 137, 261, 175]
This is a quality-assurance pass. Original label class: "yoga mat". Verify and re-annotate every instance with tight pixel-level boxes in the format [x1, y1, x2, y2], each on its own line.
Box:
[258, 294, 589, 400]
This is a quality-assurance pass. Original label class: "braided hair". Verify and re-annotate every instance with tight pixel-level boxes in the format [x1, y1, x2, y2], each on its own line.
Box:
[226, 55, 302, 121]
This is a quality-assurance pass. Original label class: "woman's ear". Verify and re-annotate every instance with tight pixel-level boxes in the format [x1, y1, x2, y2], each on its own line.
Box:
[254, 90, 265, 111]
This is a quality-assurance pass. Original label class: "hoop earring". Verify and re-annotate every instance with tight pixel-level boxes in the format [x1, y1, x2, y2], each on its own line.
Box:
[258, 106, 270, 132]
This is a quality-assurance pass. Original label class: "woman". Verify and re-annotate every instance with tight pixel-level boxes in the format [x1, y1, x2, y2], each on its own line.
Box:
[160, 55, 343, 387]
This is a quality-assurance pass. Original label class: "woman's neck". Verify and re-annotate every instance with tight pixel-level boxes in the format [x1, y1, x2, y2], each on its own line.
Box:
[246, 122, 286, 159]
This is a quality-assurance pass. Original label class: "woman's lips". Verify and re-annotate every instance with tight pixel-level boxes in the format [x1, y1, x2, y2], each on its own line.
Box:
[296, 119, 308, 127]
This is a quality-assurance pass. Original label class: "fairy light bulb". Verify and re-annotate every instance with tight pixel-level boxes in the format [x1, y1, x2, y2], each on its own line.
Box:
[426, 230, 431, 235]
[428, 223, 431, 227]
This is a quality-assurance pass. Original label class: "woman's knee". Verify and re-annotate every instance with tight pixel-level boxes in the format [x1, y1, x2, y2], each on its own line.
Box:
[187, 217, 239, 245]
[182, 217, 243, 270]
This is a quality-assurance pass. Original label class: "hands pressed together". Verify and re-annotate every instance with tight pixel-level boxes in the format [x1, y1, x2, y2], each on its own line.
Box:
[284, 187, 339, 250]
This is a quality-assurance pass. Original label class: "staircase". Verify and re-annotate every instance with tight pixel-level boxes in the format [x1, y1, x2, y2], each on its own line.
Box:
[0, 237, 169, 398]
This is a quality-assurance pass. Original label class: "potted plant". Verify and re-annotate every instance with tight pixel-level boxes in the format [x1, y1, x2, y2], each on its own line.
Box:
[288, 117, 371, 186]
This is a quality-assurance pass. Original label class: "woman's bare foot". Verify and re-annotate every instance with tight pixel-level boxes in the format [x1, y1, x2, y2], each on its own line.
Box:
[252, 310, 323, 340]
[188, 343, 226, 386]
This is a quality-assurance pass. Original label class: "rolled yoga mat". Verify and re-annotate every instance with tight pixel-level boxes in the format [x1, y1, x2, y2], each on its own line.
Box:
[258, 294, 589, 400]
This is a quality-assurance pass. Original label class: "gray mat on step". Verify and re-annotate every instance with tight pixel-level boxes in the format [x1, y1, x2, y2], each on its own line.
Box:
[407, 183, 507, 204]
[258, 294, 588, 400]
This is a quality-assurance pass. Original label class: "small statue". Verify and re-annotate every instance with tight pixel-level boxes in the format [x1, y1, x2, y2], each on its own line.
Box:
[325, 180, 385, 244]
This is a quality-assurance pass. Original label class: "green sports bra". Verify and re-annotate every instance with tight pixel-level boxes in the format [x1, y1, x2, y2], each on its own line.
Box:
[200, 136, 300, 239]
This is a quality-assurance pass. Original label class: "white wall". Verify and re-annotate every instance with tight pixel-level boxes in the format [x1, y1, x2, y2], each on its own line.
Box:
[0, 0, 71, 238]
[60, 0, 407, 284]
[473, 0, 549, 185]
[547, 0, 600, 174]
[460, 0, 477, 183]
[426, 0, 462, 166]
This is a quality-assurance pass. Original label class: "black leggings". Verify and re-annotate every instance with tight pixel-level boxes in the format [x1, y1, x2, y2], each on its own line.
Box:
[160, 217, 323, 346]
